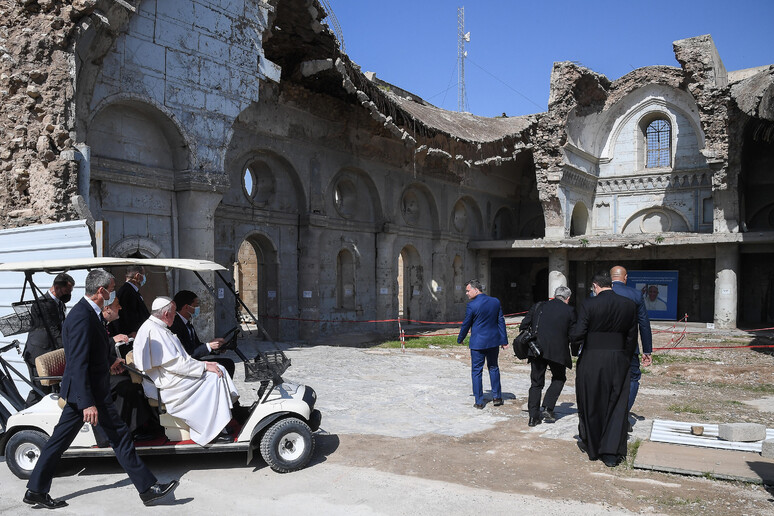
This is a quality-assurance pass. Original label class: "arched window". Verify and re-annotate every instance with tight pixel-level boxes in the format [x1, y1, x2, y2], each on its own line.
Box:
[337, 249, 355, 310]
[645, 119, 671, 168]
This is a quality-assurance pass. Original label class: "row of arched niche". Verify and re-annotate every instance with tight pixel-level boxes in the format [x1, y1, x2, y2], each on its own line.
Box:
[241, 157, 543, 240]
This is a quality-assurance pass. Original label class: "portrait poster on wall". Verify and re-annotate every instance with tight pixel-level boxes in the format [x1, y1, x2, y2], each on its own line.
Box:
[626, 270, 679, 320]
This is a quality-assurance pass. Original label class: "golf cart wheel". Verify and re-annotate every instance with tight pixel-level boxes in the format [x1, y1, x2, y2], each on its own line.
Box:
[260, 417, 314, 473]
[6, 430, 49, 479]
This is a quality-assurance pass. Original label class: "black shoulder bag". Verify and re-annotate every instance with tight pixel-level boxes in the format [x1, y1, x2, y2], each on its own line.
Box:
[513, 302, 544, 359]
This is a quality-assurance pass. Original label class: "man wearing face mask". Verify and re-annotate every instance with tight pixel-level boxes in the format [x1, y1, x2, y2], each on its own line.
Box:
[23, 269, 178, 509]
[109, 265, 150, 338]
[23, 273, 75, 406]
[170, 290, 235, 379]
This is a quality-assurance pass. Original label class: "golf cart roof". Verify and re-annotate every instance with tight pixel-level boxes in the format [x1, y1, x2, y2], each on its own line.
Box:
[0, 257, 228, 274]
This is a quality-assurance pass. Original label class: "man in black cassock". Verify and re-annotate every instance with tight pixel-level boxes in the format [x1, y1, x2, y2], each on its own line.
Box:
[571, 271, 637, 467]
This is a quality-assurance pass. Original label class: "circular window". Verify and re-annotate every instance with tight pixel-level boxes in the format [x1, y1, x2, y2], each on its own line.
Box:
[333, 178, 357, 218]
[243, 161, 275, 207]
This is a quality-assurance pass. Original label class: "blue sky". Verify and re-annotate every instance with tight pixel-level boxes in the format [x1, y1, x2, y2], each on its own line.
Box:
[324, 0, 774, 118]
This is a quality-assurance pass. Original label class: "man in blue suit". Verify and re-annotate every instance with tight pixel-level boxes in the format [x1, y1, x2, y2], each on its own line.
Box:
[457, 279, 508, 409]
[610, 266, 652, 413]
[24, 269, 177, 509]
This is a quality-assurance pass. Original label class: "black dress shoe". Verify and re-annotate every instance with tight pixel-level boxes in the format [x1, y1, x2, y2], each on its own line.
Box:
[528, 417, 542, 427]
[601, 454, 621, 467]
[473, 403, 485, 409]
[492, 398, 503, 406]
[542, 409, 556, 422]
[139, 480, 179, 506]
[23, 490, 68, 509]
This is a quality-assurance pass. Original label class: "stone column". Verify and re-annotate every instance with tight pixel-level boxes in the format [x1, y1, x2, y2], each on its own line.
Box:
[375, 227, 397, 332]
[476, 250, 490, 292]
[431, 241, 448, 322]
[176, 189, 223, 341]
[714, 243, 738, 329]
[298, 219, 323, 341]
[548, 248, 568, 298]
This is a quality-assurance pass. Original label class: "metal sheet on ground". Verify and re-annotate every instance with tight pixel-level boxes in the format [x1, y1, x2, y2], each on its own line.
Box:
[650, 419, 774, 452]
[634, 441, 774, 484]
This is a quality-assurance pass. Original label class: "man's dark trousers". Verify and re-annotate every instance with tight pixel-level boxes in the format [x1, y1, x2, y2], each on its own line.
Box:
[470, 347, 501, 405]
[628, 354, 641, 410]
[27, 401, 156, 494]
[528, 357, 566, 419]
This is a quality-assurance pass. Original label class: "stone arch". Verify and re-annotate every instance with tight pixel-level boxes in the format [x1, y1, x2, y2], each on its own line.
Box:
[622, 207, 690, 234]
[492, 207, 517, 239]
[398, 245, 422, 321]
[450, 196, 483, 238]
[399, 183, 440, 232]
[235, 232, 279, 340]
[600, 85, 704, 160]
[232, 150, 306, 213]
[570, 202, 590, 236]
[327, 167, 383, 223]
[88, 96, 191, 171]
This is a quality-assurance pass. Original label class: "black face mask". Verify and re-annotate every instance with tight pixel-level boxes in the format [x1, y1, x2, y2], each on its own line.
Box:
[59, 293, 72, 304]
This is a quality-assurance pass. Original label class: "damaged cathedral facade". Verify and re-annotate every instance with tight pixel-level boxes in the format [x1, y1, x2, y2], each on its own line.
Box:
[2, 0, 774, 340]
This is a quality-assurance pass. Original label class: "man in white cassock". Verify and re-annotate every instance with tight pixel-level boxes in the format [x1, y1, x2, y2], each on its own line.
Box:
[133, 297, 239, 445]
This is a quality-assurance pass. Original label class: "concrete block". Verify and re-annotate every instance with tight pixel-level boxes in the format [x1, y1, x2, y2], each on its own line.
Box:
[762, 439, 774, 458]
[718, 423, 767, 442]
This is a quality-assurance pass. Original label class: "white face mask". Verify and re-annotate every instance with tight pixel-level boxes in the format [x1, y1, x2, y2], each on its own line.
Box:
[106, 289, 116, 305]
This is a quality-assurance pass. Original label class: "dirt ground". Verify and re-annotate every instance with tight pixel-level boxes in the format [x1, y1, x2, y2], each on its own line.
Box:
[323, 326, 774, 515]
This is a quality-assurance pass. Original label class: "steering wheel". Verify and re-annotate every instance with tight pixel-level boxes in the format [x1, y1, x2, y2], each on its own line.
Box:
[220, 326, 241, 350]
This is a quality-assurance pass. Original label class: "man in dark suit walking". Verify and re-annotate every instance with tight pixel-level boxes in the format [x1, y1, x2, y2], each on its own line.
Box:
[170, 290, 235, 378]
[520, 286, 577, 427]
[610, 265, 652, 413]
[23, 273, 74, 406]
[457, 279, 508, 409]
[572, 271, 638, 467]
[23, 269, 177, 509]
[109, 265, 150, 338]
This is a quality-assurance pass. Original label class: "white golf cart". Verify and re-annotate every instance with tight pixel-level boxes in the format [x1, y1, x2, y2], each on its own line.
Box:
[0, 257, 321, 479]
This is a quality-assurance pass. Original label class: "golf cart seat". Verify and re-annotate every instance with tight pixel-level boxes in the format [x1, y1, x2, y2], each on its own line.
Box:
[125, 351, 191, 442]
[34, 348, 65, 387]
[34, 348, 67, 409]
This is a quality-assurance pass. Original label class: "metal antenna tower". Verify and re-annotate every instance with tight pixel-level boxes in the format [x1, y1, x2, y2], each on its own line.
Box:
[457, 6, 470, 112]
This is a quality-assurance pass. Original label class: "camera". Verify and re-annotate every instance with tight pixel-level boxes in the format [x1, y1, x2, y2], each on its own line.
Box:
[528, 340, 542, 357]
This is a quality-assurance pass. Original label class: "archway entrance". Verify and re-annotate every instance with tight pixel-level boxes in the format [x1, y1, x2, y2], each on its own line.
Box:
[235, 235, 278, 339]
[397, 246, 422, 321]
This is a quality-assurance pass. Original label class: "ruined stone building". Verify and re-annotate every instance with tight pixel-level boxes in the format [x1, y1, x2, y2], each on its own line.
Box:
[1, 0, 773, 340]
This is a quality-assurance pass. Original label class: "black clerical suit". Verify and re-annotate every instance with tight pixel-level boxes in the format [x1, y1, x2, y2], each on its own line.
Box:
[109, 282, 150, 336]
[27, 297, 156, 495]
[105, 325, 159, 436]
[571, 290, 637, 464]
[520, 298, 577, 420]
[23, 292, 65, 405]
[170, 313, 235, 378]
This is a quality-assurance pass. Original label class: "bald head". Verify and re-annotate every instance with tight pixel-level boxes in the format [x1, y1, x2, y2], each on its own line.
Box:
[610, 266, 627, 282]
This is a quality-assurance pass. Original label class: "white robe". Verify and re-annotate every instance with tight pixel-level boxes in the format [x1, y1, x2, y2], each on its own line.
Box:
[134, 316, 239, 445]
